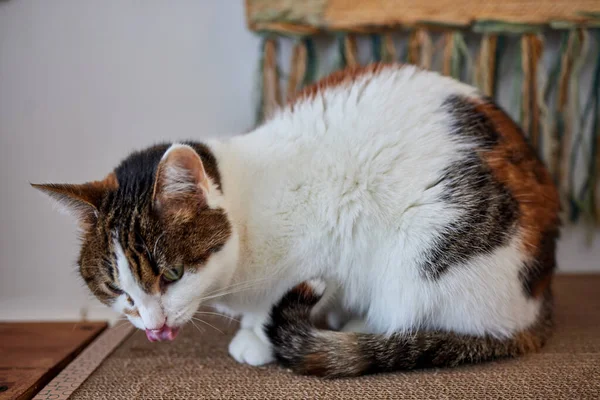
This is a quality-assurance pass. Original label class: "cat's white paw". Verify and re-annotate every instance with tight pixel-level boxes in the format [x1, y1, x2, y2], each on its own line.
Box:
[228, 329, 274, 366]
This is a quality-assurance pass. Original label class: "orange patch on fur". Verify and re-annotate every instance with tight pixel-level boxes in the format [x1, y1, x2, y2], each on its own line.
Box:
[288, 63, 403, 108]
[473, 102, 560, 256]
[123, 308, 140, 318]
[473, 101, 560, 297]
[102, 172, 119, 190]
[514, 330, 545, 353]
[531, 274, 553, 298]
[293, 282, 316, 299]
[302, 352, 330, 376]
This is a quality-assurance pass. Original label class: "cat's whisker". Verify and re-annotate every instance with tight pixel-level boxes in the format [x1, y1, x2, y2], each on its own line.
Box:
[201, 276, 274, 298]
[192, 317, 225, 334]
[173, 306, 195, 321]
[214, 275, 276, 293]
[198, 286, 257, 302]
[194, 311, 240, 323]
[198, 279, 273, 302]
[190, 319, 205, 334]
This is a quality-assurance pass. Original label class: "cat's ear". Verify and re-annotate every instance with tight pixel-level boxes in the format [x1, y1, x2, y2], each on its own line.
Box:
[152, 144, 209, 213]
[31, 172, 118, 228]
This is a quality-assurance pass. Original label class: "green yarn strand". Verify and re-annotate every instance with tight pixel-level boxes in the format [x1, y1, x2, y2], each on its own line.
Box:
[371, 34, 382, 62]
[303, 38, 317, 85]
[575, 30, 600, 221]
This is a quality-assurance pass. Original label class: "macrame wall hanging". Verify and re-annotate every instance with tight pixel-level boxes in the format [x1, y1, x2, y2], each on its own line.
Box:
[245, 0, 600, 227]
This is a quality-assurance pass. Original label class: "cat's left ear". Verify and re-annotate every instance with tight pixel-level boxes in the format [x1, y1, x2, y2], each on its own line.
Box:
[31, 172, 118, 229]
[152, 144, 210, 213]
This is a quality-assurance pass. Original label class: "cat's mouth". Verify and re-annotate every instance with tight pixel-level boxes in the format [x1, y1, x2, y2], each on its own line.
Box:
[145, 325, 180, 342]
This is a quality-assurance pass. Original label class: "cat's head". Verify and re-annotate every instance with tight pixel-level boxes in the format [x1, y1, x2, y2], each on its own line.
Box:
[32, 143, 238, 341]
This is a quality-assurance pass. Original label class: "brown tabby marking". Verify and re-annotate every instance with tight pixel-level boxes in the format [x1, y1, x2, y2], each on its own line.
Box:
[266, 282, 554, 378]
[473, 101, 560, 297]
[123, 308, 140, 318]
[474, 101, 559, 254]
[31, 172, 119, 229]
[265, 71, 559, 377]
[33, 143, 231, 306]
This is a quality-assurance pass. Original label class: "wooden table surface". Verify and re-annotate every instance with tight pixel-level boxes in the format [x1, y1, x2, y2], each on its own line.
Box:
[0, 322, 107, 400]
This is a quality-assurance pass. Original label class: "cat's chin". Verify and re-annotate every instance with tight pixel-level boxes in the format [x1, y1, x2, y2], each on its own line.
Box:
[145, 325, 180, 342]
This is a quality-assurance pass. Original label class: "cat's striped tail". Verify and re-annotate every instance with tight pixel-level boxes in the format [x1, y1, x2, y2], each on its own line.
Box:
[265, 283, 554, 378]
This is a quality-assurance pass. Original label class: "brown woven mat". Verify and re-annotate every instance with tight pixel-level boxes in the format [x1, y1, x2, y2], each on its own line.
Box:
[72, 275, 600, 399]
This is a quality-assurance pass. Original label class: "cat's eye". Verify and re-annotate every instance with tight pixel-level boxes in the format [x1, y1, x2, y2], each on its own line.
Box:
[162, 265, 184, 283]
[106, 282, 123, 295]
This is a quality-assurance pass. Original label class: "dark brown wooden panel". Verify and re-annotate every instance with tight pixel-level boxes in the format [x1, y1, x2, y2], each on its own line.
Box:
[0, 322, 107, 400]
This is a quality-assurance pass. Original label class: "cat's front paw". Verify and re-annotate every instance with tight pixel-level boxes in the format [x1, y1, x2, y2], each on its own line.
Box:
[228, 328, 274, 366]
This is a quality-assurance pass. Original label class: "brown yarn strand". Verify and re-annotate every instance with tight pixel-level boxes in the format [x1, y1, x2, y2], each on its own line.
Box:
[408, 28, 433, 69]
[442, 32, 455, 76]
[418, 29, 433, 70]
[530, 35, 543, 153]
[262, 38, 282, 121]
[555, 30, 581, 199]
[479, 34, 498, 97]
[521, 36, 532, 140]
[344, 34, 359, 67]
[382, 33, 397, 62]
[408, 29, 420, 65]
[521, 34, 543, 150]
[286, 40, 308, 101]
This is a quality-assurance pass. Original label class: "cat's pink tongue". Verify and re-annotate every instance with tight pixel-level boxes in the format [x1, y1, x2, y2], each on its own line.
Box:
[145, 326, 179, 342]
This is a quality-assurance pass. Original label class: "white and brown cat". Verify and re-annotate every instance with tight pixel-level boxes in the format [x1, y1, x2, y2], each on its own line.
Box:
[34, 63, 560, 377]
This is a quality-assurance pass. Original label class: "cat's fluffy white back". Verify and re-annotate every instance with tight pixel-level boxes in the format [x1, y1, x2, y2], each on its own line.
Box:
[210, 65, 541, 338]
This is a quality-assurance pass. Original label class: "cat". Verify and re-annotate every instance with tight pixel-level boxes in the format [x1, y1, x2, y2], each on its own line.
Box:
[33, 63, 560, 378]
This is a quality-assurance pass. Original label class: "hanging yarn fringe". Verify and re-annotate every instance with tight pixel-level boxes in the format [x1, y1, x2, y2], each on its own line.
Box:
[419, 30, 434, 69]
[303, 38, 317, 86]
[408, 29, 420, 65]
[521, 34, 544, 151]
[250, 3, 600, 228]
[286, 39, 308, 101]
[371, 34, 382, 62]
[381, 33, 397, 62]
[338, 34, 359, 68]
[454, 32, 473, 83]
[442, 32, 455, 77]
[556, 30, 578, 201]
[257, 37, 282, 123]
[536, 36, 553, 167]
[440, 31, 471, 81]
[371, 33, 398, 63]
[592, 35, 600, 223]
[555, 29, 586, 220]
[407, 29, 433, 69]
[572, 30, 599, 223]
[477, 34, 498, 97]
[286, 38, 317, 102]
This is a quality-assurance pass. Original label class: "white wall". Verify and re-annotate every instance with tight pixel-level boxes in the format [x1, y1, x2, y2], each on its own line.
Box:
[0, 1, 598, 321]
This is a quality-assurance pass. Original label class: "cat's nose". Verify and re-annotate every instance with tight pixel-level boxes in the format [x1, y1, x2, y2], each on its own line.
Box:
[145, 325, 180, 342]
